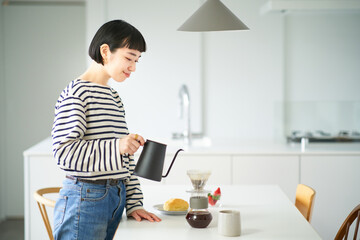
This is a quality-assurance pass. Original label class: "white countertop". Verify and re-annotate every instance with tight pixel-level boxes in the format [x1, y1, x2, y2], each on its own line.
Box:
[114, 185, 321, 240]
[24, 137, 360, 156]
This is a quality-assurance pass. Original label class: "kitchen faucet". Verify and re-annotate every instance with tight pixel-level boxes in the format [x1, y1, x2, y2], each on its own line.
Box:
[175, 84, 191, 145]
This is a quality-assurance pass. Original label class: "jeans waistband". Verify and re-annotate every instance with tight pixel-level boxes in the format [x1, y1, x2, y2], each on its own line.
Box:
[66, 175, 122, 186]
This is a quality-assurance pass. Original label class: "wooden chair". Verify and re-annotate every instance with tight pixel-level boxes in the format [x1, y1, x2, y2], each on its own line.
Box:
[334, 204, 360, 240]
[33, 187, 61, 240]
[295, 184, 316, 222]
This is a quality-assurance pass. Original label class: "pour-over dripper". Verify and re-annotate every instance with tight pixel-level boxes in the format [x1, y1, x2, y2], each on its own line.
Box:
[187, 170, 211, 190]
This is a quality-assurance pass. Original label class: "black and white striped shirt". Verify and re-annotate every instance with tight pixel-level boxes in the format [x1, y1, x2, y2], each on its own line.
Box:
[52, 79, 143, 213]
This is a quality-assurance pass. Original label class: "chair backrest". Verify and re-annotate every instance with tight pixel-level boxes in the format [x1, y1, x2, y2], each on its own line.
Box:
[295, 184, 316, 222]
[33, 187, 61, 240]
[334, 204, 360, 240]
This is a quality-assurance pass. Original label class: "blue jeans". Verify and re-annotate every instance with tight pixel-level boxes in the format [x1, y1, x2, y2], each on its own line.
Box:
[53, 178, 126, 240]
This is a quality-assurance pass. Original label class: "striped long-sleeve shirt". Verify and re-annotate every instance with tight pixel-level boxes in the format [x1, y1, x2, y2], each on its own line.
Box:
[51, 79, 143, 214]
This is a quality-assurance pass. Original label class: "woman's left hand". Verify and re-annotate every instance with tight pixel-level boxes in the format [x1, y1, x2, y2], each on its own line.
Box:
[130, 209, 162, 222]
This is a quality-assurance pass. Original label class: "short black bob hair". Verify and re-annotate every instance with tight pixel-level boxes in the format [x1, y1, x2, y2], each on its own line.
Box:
[89, 19, 146, 65]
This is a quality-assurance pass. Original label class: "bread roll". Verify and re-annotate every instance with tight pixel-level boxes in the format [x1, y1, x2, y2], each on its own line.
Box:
[163, 198, 189, 211]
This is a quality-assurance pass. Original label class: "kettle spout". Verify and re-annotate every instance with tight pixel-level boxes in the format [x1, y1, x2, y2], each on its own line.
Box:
[162, 149, 184, 178]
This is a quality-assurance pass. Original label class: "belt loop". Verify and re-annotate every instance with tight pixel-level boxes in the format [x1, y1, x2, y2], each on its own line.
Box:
[106, 179, 110, 187]
[66, 175, 79, 184]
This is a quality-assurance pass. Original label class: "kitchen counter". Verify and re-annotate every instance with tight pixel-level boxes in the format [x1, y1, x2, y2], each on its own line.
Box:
[23, 136, 360, 156]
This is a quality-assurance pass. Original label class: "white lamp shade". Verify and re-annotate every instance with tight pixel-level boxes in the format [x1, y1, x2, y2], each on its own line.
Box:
[178, 0, 249, 32]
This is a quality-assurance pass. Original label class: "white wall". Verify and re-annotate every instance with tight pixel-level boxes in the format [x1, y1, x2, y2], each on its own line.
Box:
[285, 11, 360, 135]
[286, 12, 360, 102]
[204, 0, 284, 141]
[1, 3, 85, 217]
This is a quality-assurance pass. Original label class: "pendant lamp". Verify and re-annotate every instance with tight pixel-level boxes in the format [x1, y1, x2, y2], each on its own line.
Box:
[178, 0, 249, 32]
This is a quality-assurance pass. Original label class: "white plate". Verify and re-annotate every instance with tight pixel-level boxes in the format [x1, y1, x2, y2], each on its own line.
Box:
[153, 204, 188, 215]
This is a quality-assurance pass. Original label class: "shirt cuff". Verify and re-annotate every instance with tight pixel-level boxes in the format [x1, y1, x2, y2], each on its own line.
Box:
[116, 138, 123, 168]
[126, 206, 145, 216]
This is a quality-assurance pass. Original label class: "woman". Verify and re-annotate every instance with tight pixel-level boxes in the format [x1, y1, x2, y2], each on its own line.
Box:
[51, 19, 161, 240]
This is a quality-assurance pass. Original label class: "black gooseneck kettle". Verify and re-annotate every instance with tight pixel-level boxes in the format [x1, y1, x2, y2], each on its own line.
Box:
[134, 140, 184, 182]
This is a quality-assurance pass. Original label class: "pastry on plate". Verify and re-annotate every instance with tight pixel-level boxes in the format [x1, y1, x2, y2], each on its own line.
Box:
[163, 198, 189, 211]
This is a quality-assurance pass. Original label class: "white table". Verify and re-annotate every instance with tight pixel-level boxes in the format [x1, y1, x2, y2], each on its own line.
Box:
[114, 185, 321, 239]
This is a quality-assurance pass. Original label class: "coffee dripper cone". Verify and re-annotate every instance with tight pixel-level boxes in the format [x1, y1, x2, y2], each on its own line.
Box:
[187, 169, 211, 191]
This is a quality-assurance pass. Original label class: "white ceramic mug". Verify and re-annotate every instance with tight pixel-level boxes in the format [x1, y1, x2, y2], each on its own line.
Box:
[218, 210, 241, 237]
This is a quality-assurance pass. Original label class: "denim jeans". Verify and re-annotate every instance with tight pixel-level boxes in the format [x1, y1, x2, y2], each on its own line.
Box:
[53, 178, 126, 240]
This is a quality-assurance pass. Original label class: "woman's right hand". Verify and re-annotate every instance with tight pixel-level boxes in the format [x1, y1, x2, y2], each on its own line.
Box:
[119, 133, 145, 155]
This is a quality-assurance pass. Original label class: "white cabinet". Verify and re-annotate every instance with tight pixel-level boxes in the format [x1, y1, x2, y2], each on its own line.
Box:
[301, 155, 360, 240]
[24, 154, 65, 240]
[232, 155, 299, 200]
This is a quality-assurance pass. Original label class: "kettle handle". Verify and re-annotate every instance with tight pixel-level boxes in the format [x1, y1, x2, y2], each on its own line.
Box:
[162, 149, 184, 178]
